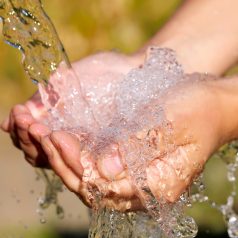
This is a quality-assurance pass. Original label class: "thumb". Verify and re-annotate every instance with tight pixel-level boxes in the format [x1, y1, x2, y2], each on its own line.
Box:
[97, 144, 125, 180]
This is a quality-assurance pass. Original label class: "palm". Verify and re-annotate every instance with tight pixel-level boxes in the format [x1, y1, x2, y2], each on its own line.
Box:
[38, 74, 222, 211]
[2, 52, 222, 211]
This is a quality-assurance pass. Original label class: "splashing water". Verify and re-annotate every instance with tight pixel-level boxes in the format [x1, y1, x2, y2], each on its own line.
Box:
[1, 1, 238, 238]
[191, 142, 238, 238]
[0, 0, 68, 85]
[0, 0, 95, 222]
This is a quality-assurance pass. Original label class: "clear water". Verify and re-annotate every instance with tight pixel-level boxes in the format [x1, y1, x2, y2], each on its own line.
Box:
[191, 142, 238, 238]
[0, 0, 69, 85]
[1, 1, 238, 238]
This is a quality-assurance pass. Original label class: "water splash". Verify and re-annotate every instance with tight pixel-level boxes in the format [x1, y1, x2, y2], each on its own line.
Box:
[1, 1, 238, 238]
[191, 142, 238, 238]
[35, 169, 65, 220]
[83, 48, 199, 238]
[0, 0, 95, 222]
[0, 5, 200, 234]
[0, 0, 69, 85]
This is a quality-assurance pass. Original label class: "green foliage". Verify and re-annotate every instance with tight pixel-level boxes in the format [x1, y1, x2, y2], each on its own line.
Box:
[0, 226, 58, 238]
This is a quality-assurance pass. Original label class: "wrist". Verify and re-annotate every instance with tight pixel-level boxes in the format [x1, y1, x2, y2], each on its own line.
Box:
[207, 77, 238, 145]
[134, 34, 228, 76]
[134, 0, 238, 76]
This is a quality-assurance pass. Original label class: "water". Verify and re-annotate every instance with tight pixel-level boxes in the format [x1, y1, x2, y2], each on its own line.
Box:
[0, 0, 69, 85]
[0, 0, 94, 224]
[35, 169, 65, 220]
[1, 1, 238, 238]
[191, 143, 238, 238]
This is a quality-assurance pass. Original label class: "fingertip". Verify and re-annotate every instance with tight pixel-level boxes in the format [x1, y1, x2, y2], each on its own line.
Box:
[14, 114, 34, 130]
[50, 130, 81, 157]
[41, 134, 81, 193]
[50, 131, 84, 177]
[50, 130, 78, 144]
[107, 178, 135, 198]
[147, 158, 185, 203]
[97, 145, 124, 181]
[50, 131, 66, 144]
[12, 104, 30, 116]
[1, 116, 10, 132]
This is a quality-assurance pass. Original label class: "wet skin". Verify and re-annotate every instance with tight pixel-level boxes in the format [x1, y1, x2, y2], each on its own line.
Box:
[3, 0, 238, 212]
[2, 52, 238, 211]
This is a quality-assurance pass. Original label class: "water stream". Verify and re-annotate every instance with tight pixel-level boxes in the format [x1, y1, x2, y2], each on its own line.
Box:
[1, 1, 238, 238]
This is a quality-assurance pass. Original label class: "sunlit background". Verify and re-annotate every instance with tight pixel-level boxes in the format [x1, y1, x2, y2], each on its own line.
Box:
[0, 0, 237, 237]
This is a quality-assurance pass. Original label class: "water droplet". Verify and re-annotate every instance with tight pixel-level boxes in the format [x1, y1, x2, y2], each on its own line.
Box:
[40, 218, 46, 224]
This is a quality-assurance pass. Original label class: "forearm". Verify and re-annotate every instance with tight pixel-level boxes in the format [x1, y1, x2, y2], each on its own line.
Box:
[137, 0, 238, 75]
[208, 76, 238, 145]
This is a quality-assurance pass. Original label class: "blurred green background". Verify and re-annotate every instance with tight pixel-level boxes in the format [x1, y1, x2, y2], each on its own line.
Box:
[0, 0, 237, 237]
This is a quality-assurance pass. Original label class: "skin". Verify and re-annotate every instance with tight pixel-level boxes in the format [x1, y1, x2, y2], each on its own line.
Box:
[2, 53, 238, 211]
[2, 0, 238, 211]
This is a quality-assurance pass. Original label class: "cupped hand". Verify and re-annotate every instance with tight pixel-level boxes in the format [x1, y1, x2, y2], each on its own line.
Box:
[0, 51, 141, 172]
[1, 51, 226, 212]
[34, 78, 225, 211]
[1, 92, 50, 167]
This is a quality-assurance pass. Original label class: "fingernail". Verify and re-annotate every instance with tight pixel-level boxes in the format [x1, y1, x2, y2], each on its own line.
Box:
[99, 152, 124, 180]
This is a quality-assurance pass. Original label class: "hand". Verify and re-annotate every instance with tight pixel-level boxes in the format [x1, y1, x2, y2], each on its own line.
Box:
[1, 51, 141, 168]
[1, 92, 51, 167]
[33, 77, 228, 211]
[2, 50, 237, 211]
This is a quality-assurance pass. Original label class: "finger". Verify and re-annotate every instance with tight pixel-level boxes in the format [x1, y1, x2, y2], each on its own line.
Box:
[1, 115, 10, 132]
[13, 113, 36, 155]
[147, 158, 180, 203]
[97, 144, 125, 180]
[15, 114, 35, 142]
[12, 104, 32, 131]
[102, 196, 143, 212]
[12, 122, 50, 167]
[9, 109, 16, 134]
[41, 135, 81, 193]
[9, 111, 20, 149]
[9, 105, 32, 148]
[49, 131, 107, 207]
[1, 95, 42, 132]
[106, 178, 135, 198]
[29, 123, 51, 143]
[12, 104, 31, 116]
[147, 145, 203, 203]
[49, 131, 84, 178]
[20, 141, 39, 160]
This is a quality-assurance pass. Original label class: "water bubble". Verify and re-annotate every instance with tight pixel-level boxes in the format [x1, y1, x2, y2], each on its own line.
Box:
[228, 215, 238, 238]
